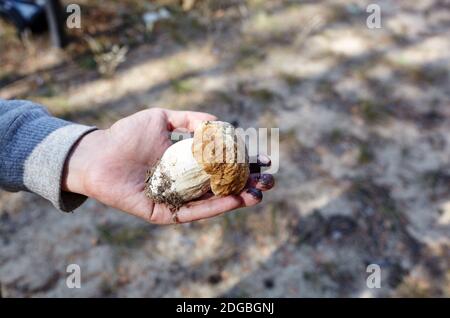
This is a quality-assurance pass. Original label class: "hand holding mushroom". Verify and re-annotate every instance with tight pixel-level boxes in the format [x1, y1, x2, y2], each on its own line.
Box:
[63, 108, 275, 224]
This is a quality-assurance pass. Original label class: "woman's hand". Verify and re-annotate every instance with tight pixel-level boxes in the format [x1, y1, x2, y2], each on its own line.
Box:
[63, 108, 275, 224]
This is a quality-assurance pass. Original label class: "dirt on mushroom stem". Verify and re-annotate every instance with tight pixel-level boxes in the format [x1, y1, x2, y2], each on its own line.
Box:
[144, 164, 185, 219]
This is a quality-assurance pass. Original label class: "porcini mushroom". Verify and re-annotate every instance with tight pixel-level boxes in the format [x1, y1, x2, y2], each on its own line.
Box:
[145, 121, 249, 210]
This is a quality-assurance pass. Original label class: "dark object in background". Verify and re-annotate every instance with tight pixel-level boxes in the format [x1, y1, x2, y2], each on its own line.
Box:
[0, 0, 47, 33]
[0, 0, 67, 48]
[43, 0, 67, 48]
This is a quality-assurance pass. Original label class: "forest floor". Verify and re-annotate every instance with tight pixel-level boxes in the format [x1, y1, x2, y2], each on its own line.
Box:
[0, 0, 449, 297]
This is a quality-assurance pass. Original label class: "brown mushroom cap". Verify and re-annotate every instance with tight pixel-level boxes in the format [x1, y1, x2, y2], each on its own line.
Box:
[192, 121, 250, 196]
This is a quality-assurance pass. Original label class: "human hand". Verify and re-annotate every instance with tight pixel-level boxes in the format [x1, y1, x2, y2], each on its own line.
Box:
[63, 108, 275, 224]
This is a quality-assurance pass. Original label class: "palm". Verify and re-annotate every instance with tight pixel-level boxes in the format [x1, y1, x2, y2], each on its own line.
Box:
[83, 108, 274, 224]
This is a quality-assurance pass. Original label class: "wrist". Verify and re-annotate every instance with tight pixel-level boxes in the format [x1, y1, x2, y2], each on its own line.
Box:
[62, 129, 107, 197]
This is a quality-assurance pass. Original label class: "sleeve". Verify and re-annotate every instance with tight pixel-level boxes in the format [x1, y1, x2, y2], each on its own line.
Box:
[0, 99, 97, 212]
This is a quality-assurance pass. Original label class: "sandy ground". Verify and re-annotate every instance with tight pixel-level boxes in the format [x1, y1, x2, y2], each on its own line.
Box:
[0, 0, 449, 297]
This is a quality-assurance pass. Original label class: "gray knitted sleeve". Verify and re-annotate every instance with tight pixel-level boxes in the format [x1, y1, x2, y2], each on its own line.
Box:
[0, 99, 97, 212]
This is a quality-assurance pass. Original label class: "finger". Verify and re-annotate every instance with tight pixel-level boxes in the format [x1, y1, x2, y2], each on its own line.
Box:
[247, 173, 275, 191]
[176, 187, 262, 223]
[164, 109, 217, 131]
[249, 154, 271, 173]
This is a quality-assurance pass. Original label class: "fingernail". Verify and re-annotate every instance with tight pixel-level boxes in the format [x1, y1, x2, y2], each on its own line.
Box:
[249, 163, 261, 174]
[246, 188, 263, 200]
[257, 155, 271, 167]
[260, 174, 274, 187]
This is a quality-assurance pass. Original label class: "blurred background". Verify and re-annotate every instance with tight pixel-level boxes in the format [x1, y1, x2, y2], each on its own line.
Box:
[0, 0, 449, 297]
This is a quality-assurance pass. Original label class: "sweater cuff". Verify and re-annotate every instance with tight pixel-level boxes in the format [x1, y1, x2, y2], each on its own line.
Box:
[23, 124, 97, 212]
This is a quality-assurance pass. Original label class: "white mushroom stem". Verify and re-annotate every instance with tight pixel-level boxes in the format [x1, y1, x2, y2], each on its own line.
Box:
[148, 138, 210, 204]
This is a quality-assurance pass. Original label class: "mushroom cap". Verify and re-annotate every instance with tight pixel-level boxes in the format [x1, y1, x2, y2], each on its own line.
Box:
[192, 121, 250, 196]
